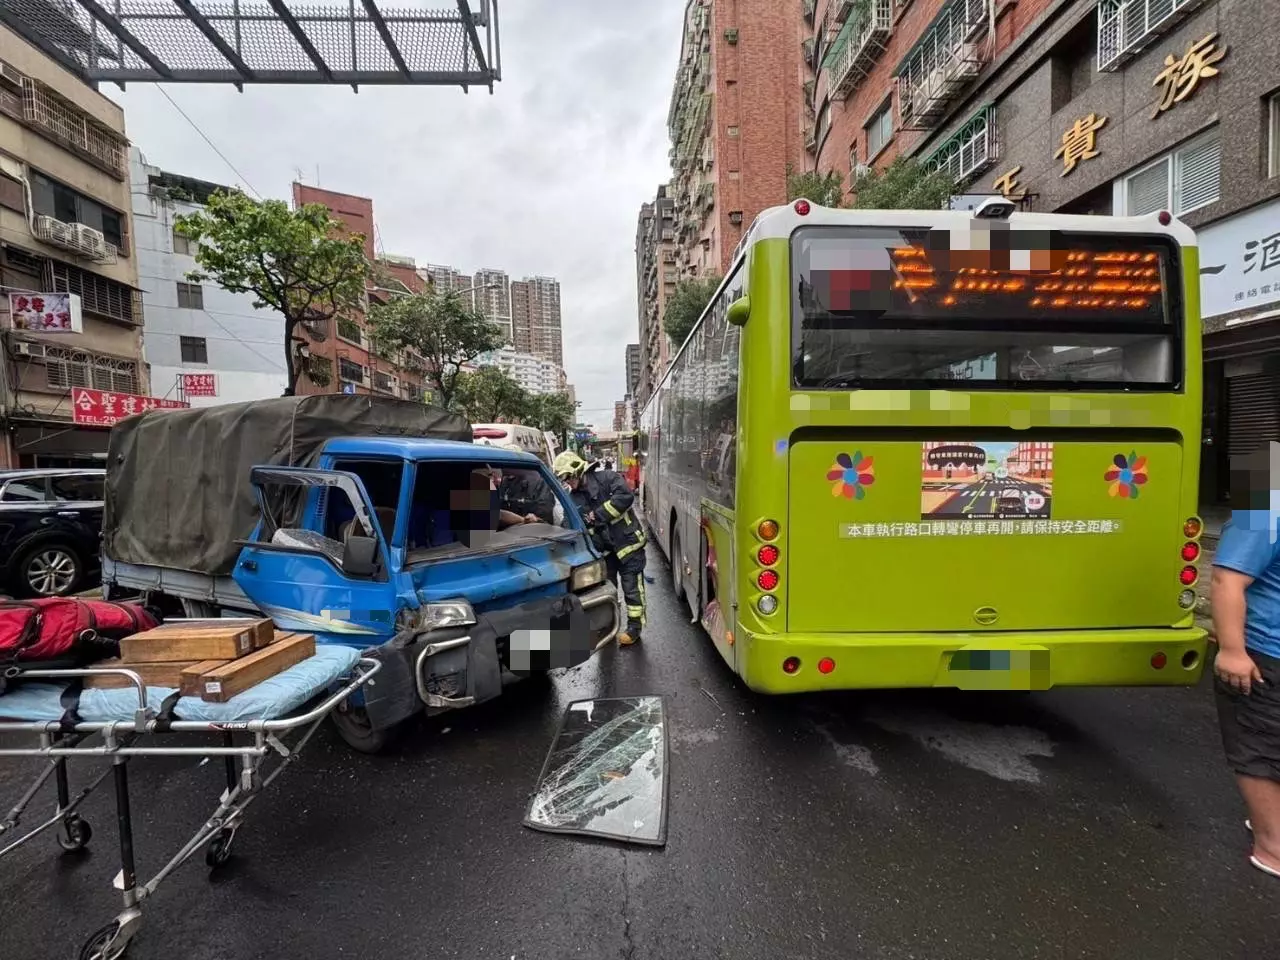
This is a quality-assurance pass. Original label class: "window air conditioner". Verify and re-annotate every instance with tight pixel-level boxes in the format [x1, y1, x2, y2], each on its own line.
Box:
[74, 224, 110, 261]
[14, 341, 47, 358]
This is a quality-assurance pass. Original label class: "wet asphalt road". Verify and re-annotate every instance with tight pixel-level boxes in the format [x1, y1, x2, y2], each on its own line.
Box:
[2, 546, 1277, 960]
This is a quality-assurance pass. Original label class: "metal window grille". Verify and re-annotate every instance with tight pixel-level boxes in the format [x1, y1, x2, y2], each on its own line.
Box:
[44, 346, 138, 394]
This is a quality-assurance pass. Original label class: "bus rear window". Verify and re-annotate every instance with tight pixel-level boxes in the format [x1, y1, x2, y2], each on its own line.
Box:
[791, 226, 1181, 391]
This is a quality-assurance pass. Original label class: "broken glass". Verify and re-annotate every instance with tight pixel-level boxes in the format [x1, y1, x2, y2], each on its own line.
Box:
[524, 696, 668, 846]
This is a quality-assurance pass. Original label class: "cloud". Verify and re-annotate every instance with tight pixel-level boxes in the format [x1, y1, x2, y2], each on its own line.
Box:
[111, 0, 684, 424]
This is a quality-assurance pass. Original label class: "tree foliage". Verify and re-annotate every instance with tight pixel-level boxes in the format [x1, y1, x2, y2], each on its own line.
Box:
[663, 275, 721, 349]
[454, 365, 577, 440]
[786, 164, 846, 207]
[848, 157, 958, 210]
[368, 289, 506, 410]
[174, 191, 370, 395]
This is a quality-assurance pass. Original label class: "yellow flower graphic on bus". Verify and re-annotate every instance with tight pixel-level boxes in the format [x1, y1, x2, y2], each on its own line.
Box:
[827, 451, 875, 500]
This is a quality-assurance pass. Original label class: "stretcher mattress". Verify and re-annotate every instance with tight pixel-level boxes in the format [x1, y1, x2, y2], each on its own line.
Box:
[0, 646, 360, 723]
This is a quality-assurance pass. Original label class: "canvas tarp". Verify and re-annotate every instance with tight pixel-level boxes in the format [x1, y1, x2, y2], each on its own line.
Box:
[104, 395, 471, 576]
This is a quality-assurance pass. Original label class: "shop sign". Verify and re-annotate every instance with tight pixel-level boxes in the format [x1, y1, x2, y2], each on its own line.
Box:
[1053, 114, 1107, 177]
[71, 388, 188, 427]
[6, 292, 83, 333]
[180, 372, 218, 397]
[1198, 197, 1280, 319]
[1151, 34, 1226, 119]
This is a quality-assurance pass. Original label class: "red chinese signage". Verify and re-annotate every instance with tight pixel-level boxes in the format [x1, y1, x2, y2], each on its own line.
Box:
[180, 372, 218, 397]
[71, 388, 188, 427]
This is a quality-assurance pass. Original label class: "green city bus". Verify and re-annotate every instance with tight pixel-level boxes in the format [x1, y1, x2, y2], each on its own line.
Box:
[636, 199, 1207, 693]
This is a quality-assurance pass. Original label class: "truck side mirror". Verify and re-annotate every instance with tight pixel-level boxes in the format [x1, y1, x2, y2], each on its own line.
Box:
[342, 534, 378, 578]
[726, 295, 750, 327]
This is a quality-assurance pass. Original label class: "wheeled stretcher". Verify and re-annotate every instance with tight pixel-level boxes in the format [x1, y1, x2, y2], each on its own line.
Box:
[0, 645, 379, 960]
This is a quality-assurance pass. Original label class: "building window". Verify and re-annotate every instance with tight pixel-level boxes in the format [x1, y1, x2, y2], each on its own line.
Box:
[926, 106, 997, 186]
[1269, 91, 1280, 179]
[338, 357, 365, 383]
[374, 371, 394, 393]
[30, 171, 125, 251]
[172, 226, 190, 255]
[43, 346, 139, 394]
[176, 281, 204, 309]
[50, 260, 136, 325]
[337, 316, 362, 343]
[1120, 129, 1220, 216]
[180, 335, 207, 364]
[865, 102, 893, 159]
[727, 125, 740, 138]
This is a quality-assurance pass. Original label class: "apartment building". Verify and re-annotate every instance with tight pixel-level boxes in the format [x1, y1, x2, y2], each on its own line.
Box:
[805, 0, 1280, 505]
[420, 263, 476, 307]
[131, 151, 287, 407]
[480, 347, 564, 396]
[625, 343, 641, 396]
[510, 275, 563, 366]
[291, 183, 427, 402]
[0, 25, 149, 467]
[472, 267, 513, 343]
[668, 0, 804, 280]
[633, 185, 678, 407]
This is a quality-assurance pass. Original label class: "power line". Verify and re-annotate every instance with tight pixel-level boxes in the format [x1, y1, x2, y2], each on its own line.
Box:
[154, 86, 261, 199]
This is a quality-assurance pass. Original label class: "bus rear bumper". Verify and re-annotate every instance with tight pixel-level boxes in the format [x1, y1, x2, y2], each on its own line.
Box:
[738, 626, 1209, 693]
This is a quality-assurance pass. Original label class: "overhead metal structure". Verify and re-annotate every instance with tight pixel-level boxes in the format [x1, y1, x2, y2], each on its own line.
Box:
[0, 0, 501, 91]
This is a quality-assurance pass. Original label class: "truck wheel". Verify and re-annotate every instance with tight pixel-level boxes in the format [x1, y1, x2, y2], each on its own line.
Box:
[330, 703, 393, 754]
[670, 529, 686, 603]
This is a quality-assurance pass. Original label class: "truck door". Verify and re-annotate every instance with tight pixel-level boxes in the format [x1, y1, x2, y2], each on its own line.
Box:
[232, 466, 398, 645]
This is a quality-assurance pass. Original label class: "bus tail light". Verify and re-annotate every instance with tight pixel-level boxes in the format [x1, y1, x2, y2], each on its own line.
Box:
[794, 199, 811, 216]
[1183, 517, 1203, 539]
[1151, 651, 1168, 669]
[1178, 589, 1196, 609]
[1179, 565, 1198, 586]
[818, 657, 836, 675]
[757, 595, 778, 615]
[758, 569, 780, 591]
[758, 519, 779, 541]
[783, 657, 801, 674]
[758, 544, 779, 566]
[1181, 542, 1200, 562]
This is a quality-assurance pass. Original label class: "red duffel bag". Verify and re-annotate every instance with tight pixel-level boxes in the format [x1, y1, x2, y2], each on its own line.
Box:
[0, 597, 159, 664]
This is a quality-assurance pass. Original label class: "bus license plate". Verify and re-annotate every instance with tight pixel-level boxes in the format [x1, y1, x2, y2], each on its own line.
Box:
[948, 648, 1051, 691]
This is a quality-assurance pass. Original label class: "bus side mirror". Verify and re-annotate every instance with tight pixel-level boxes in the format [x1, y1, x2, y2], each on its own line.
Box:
[726, 295, 750, 327]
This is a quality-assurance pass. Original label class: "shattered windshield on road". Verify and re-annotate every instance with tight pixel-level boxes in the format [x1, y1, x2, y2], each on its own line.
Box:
[524, 697, 668, 846]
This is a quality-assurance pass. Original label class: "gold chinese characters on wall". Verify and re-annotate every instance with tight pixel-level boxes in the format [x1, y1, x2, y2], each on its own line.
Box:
[993, 166, 1026, 201]
[1054, 113, 1107, 177]
[1152, 33, 1227, 119]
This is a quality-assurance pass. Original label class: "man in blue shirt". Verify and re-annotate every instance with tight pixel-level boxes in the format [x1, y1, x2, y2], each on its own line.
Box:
[1212, 450, 1280, 880]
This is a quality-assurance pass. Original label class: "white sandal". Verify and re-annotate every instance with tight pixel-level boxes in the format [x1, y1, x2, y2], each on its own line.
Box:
[1250, 855, 1280, 878]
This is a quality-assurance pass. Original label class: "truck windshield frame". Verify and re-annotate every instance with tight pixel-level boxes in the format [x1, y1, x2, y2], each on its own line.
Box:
[790, 225, 1185, 393]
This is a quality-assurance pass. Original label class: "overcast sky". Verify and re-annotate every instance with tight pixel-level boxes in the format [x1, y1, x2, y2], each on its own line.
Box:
[108, 1, 685, 427]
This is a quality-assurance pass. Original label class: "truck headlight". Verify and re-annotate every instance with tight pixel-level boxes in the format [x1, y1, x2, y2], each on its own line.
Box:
[420, 600, 477, 630]
[571, 559, 606, 590]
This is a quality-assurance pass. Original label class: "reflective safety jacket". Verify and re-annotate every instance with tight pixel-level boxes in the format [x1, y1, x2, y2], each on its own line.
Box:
[573, 466, 646, 560]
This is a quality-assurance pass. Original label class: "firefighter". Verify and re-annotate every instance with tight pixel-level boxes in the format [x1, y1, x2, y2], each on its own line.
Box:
[553, 450, 647, 646]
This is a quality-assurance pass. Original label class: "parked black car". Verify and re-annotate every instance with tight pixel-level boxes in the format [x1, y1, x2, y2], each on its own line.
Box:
[0, 468, 104, 597]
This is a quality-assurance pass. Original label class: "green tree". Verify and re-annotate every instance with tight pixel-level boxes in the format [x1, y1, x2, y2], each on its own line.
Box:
[368, 289, 506, 410]
[455, 365, 531, 423]
[848, 156, 957, 210]
[174, 191, 370, 395]
[527, 391, 576, 439]
[663, 275, 721, 348]
[786, 164, 846, 207]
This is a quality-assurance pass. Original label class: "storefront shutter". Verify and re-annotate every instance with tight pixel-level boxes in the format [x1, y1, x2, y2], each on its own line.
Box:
[1228, 371, 1280, 458]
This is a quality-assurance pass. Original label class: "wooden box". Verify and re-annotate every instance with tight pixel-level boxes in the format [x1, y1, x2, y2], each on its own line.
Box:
[120, 622, 259, 663]
[196, 633, 316, 703]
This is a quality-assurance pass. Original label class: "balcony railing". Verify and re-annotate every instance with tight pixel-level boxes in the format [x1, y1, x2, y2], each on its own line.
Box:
[19, 78, 128, 180]
[926, 106, 998, 186]
[1097, 0, 1208, 71]
[827, 0, 894, 100]
[898, 0, 989, 130]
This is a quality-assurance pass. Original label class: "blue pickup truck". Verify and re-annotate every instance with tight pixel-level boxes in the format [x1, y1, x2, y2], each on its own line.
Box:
[101, 396, 617, 750]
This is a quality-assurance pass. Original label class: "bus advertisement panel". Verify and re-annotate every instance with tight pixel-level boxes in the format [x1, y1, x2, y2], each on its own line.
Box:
[638, 202, 1205, 695]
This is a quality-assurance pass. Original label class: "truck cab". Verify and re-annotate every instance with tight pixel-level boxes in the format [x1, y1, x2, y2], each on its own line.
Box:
[233, 437, 617, 749]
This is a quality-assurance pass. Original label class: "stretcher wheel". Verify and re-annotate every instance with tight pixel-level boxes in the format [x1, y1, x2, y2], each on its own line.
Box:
[57, 816, 92, 852]
[205, 828, 235, 868]
[78, 920, 127, 960]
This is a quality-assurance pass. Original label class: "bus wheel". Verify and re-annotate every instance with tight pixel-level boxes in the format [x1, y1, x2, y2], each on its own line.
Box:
[671, 529, 686, 603]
